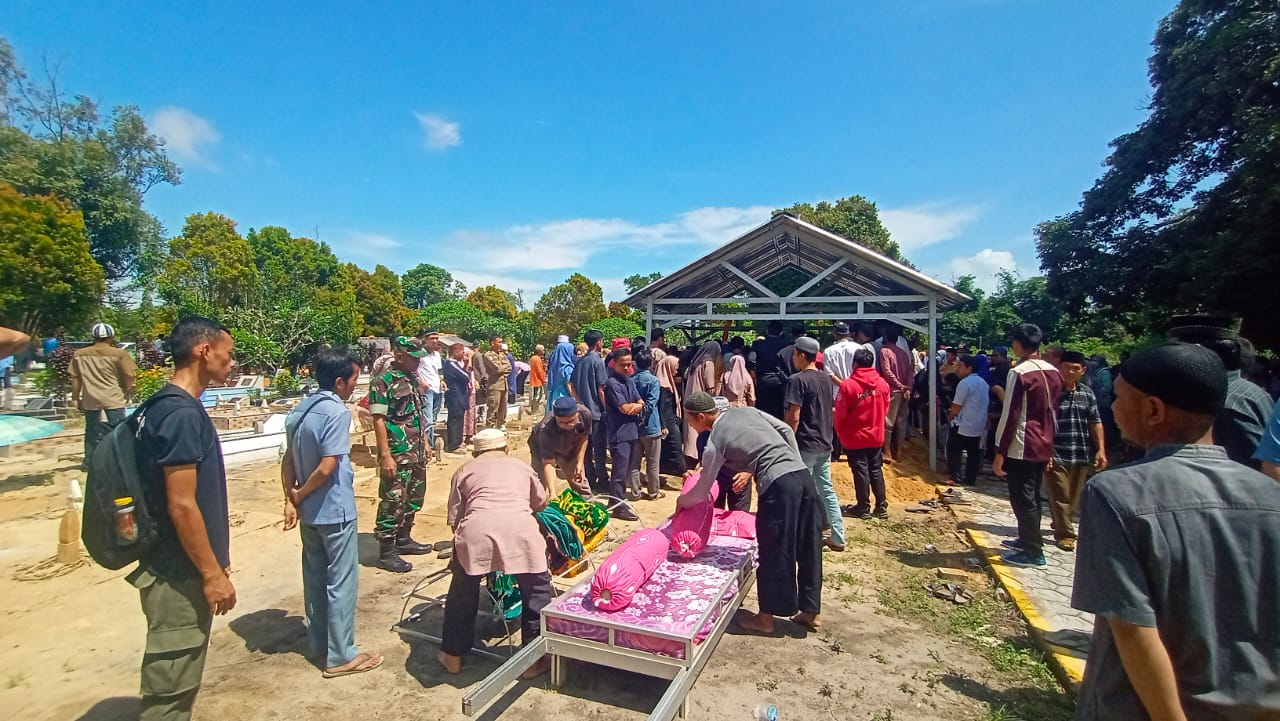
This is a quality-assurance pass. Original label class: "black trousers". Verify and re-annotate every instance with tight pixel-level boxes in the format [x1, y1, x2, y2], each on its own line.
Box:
[609, 436, 638, 502]
[440, 559, 553, 656]
[83, 408, 127, 466]
[584, 420, 609, 490]
[658, 389, 687, 476]
[444, 398, 466, 452]
[1004, 458, 1047, 557]
[715, 471, 753, 511]
[847, 447, 886, 512]
[756, 381, 786, 420]
[755, 469, 823, 617]
[946, 432, 981, 485]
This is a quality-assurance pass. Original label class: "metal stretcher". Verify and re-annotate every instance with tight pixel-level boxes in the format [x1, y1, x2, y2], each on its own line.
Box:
[461, 536, 758, 721]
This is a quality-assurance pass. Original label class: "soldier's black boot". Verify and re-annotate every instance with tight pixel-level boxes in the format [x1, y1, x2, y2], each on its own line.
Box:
[395, 515, 432, 555]
[377, 539, 412, 573]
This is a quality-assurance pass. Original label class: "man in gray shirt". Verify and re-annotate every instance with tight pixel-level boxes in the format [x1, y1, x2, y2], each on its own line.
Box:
[1071, 342, 1280, 720]
[677, 391, 823, 636]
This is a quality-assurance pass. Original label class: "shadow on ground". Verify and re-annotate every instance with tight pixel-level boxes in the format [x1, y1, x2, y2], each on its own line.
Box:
[939, 672, 1075, 720]
[228, 608, 310, 658]
[71, 697, 140, 721]
[0, 470, 57, 493]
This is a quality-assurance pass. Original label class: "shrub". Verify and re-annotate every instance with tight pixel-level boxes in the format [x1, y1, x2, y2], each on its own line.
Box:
[132, 367, 171, 403]
[270, 369, 300, 398]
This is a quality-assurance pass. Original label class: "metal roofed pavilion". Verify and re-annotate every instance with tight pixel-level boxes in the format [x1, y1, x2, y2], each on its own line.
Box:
[623, 212, 971, 471]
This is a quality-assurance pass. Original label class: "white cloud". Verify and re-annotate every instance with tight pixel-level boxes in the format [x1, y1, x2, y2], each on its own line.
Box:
[149, 106, 221, 167]
[348, 232, 401, 251]
[415, 112, 461, 151]
[881, 203, 984, 251]
[942, 248, 1020, 291]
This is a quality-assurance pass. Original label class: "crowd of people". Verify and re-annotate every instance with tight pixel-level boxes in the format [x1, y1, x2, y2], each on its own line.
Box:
[6, 305, 1277, 721]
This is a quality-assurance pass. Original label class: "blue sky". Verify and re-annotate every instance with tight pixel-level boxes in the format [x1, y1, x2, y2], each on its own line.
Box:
[7, 1, 1172, 302]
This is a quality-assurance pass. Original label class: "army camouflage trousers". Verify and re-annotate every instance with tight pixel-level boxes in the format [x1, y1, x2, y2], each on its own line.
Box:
[375, 463, 427, 541]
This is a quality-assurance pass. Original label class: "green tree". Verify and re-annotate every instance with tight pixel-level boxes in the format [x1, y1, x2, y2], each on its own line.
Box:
[466, 285, 518, 319]
[532, 273, 607, 342]
[349, 264, 406, 337]
[0, 182, 104, 334]
[401, 262, 465, 309]
[412, 300, 527, 355]
[159, 212, 258, 314]
[776, 196, 906, 263]
[1039, 1, 1280, 348]
[0, 39, 179, 281]
[623, 272, 663, 295]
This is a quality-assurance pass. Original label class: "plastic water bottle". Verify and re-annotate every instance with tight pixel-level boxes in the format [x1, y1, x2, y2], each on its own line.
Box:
[753, 705, 778, 720]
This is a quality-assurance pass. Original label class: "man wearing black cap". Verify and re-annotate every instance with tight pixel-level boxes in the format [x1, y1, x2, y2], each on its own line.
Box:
[1071, 342, 1280, 721]
[1168, 315, 1272, 469]
[528, 396, 594, 498]
[1044, 350, 1106, 552]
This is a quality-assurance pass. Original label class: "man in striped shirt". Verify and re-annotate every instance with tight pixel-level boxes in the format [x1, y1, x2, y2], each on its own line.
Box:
[993, 323, 1062, 567]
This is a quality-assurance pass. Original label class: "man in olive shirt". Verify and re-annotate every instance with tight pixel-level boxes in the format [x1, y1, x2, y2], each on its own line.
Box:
[529, 396, 593, 497]
[475, 334, 512, 429]
[70, 323, 137, 466]
[1072, 343, 1280, 720]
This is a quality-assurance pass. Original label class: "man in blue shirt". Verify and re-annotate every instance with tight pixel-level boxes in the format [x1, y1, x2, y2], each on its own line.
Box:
[1254, 397, 1280, 482]
[947, 354, 990, 486]
[630, 348, 665, 500]
[282, 348, 383, 679]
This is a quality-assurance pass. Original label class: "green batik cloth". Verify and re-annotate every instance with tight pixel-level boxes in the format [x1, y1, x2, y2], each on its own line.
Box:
[551, 487, 609, 537]
[485, 572, 523, 621]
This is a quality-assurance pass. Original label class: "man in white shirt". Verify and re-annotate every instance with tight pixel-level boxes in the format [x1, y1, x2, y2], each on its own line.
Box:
[947, 354, 989, 486]
[824, 322, 875, 463]
[416, 330, 446, 449]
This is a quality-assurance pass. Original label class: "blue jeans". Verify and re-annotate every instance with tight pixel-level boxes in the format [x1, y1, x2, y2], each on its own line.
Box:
[801, 450, 844, 547]
[300, 519, 360, 669]
[423, 390, 443, 447]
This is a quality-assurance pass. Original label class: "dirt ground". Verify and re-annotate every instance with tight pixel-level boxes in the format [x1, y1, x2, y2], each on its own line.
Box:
[0, 424, 1073, 721]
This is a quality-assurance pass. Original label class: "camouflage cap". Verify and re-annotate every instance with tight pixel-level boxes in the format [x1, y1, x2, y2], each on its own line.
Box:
[393, 335, 429, 358]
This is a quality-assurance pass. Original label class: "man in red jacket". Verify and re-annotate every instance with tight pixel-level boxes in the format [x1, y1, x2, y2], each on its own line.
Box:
[835, 348, 891, 518]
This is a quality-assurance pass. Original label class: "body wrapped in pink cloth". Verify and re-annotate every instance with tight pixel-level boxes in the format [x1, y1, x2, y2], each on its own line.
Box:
[711, 509, 756, 539]
[664, 472, 721, 558]
[589, 527, 670, 611]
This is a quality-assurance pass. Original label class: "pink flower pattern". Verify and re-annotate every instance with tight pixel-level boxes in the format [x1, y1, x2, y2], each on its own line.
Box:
[545, 536, 757, 659]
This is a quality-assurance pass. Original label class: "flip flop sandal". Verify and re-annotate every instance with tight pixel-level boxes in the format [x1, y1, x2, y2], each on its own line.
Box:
[917, 499, 941, 508]
[437, 548, 453, 559]
[432, 540, 453, 552]
[924, 582, 973, 605]
[323, 653, 384, 678]
[906, 505, 934, 513]
[942, 496, 973, 506]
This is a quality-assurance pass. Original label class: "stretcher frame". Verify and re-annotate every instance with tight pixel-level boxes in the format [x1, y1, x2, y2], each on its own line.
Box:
[461, 541, 757, 721]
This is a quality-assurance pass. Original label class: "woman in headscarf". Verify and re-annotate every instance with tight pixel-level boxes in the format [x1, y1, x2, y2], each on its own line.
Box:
[682, 340, 724, 461]
[656, 349, 687, 475]
[544, 338, 577, 413]
[723, 348, 755, 408]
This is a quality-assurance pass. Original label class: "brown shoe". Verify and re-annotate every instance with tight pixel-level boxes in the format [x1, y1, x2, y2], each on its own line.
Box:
[1057, 538, 1076, 552]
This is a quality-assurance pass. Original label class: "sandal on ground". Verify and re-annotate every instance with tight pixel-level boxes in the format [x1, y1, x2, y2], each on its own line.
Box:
[791, 612, 822, 631]
[432, 540, 453, 552]
[323, 652, 384, 678]
[917, 498, 941, 508]
[924, 582, 973, 605]
[905, 505, 934, 513]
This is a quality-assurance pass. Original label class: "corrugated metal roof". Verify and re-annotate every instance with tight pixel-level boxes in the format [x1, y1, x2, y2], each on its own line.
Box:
[623, 213, 970, 316]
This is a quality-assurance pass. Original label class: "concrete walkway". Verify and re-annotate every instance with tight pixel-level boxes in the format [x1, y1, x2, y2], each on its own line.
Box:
[949, 479, 1092, 688]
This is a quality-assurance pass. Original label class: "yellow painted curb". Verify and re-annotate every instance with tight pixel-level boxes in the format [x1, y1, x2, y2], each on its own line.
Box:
[964, 525, 1085, 690]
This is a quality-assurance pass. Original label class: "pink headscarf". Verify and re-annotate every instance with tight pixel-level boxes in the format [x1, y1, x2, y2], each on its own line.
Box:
[724, 353, 750, 397]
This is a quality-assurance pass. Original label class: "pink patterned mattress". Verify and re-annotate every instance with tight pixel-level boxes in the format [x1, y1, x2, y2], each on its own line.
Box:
[544, 536, 757, 660]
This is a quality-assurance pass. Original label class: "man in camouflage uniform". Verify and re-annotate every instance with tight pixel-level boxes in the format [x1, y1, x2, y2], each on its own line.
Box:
[476, 334, 512, 429]
[369, 336, 433, 573]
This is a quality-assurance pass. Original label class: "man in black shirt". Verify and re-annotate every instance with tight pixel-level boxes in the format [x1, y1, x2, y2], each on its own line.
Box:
[130, 316, 236, 721]
[604, 348, 643, 521]
[751, 320, 790, 420]
[785, 337, 842, 551]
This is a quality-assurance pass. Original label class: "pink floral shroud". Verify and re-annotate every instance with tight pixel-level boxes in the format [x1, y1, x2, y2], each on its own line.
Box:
[589, 528, 670, 611]
[547, 536, 756, 659]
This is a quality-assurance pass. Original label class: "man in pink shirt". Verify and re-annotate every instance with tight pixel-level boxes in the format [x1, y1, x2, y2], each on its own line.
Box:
[878, 324, 913, 463]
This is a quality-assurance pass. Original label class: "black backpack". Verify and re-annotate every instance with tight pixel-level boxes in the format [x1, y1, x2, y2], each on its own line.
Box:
[81, 393, 168, 570]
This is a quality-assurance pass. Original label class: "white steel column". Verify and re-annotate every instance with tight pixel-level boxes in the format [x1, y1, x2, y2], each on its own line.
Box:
[927, 294, 938, 473]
